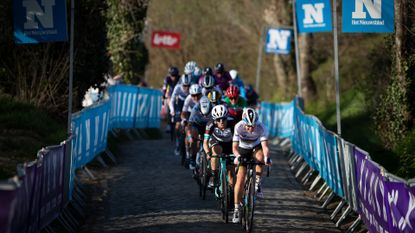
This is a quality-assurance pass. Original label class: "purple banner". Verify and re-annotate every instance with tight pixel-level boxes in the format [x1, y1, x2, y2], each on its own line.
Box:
[0, 185, 17, 233]
[384, 181, 415, 233]
[354, 148, 390, 233]
[38, 145, 66, 229]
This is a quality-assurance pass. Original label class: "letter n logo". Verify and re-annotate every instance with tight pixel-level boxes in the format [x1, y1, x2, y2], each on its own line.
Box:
[23, 0, 56, 29]
[303, 3, 325, 24]
[268, 29, 290, 51]
[352, 0, 382, 19]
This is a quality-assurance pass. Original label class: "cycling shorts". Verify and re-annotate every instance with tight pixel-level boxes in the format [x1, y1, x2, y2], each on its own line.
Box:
[208, 137, 233, 156]
[238, 144, 262, 166]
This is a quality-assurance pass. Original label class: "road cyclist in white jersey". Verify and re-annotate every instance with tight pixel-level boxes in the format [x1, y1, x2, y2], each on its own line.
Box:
[181, 84, 203, 168]
[170, 74, 192, 156]
[231, 107, 271, 224]
[201, 74, 223, 96]
[187, 96, 212, 170]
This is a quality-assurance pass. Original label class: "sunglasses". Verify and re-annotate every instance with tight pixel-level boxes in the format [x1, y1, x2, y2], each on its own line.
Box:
[229, 97, 237, 100]
[246, 125, 255, 128]
[183, 85, 190, 88]
[216, 118, 227, 123]
[191, 94, 200, 97]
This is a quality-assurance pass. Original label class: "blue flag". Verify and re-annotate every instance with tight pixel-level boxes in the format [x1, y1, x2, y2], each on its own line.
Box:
[342, 0, 394, 33]
[296, 0, 333, 33]
[13, 0, 68, 44]
[265, 28, 292, 54]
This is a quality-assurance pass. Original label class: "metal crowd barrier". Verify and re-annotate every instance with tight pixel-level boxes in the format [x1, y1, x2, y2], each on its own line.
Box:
[259, 97, 415, 233]
[0, 84, 162, 233]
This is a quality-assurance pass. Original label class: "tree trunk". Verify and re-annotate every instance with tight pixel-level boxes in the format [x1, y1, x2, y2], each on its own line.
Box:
[395, 0, 406, 81]
[299, 33, 317, 102]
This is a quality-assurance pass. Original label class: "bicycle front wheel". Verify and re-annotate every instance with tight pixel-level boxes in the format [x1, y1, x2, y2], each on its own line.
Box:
[200, 152, 208, 200]
[220, 168, 229, 223]
[245, 173, 256, 233]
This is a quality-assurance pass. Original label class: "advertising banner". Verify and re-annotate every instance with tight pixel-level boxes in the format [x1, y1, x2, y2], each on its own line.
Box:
[13, 0, 68, 43]
[151, 31, 181, 49]
[354, 147, 390, 233]
[265, 28, 292, 54]
[342, 0, 395, 33]
[296, 0, 333, 33]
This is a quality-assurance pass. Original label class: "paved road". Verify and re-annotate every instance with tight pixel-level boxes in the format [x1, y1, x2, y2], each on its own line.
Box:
[78, 135, 341, 233]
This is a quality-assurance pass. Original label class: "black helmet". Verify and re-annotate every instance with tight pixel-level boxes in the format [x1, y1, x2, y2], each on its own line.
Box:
[215, 63, 225, 73]
[203, 67, 213, 76]
[168, 66, 179, 77]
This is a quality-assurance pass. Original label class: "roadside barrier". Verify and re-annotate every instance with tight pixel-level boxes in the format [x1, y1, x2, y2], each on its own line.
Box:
[0, 84, 161, 233]
[260, 97, 415, 233]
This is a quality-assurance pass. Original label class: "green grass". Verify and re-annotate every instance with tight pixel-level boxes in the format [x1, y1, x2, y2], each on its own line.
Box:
[305, 89, 400, 174]
[0, 96, 66, 179]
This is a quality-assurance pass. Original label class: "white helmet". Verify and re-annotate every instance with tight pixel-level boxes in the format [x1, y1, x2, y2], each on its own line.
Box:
[189, 84, 202, 95]
[184, 61, 197, 75]
[199, 96, 211, 115]
[229, 69, 238, 80]
[181, 74, 192, 86]
[193, 66, 202, 77]
[242, 107, 258, 126]
[211, 105, 228, 120]
[202, 75, 215, 88]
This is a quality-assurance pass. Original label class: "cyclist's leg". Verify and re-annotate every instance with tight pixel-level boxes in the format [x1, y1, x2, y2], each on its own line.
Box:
[254, 146, 265, 196]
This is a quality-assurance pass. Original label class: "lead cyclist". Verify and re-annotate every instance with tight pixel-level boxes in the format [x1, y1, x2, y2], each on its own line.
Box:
[231, 107, 271, 224]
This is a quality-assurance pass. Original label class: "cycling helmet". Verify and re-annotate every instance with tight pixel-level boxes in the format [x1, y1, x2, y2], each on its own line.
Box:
[242, 107, 258, 126]
[169, 66, 179, 77]
[203, 67, 213, 76]
[184, 61, 197, 75]
[207, 90, 222, 104]
[211, 105, 228, 120]
[181, 74, 192, 86]
[194, 66, 202, 77]
[202, 75, 215, 89]
[199, 96, 211, 115]
[226, 85, 239, 98]
[215, 63, 225, 73]
[229, 69, 238, 80]
[189, 84, 202, 95]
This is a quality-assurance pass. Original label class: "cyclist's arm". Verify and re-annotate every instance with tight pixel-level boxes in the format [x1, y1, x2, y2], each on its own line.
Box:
[203, 121, 214, 154]
[169, 86, 179, 115]
[232, 126, 241, 157]
[261, 140, 269, 158]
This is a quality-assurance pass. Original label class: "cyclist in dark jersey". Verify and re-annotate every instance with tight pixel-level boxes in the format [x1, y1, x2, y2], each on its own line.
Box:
[204, 105, 235, 188]
[223, 85, 247, 129]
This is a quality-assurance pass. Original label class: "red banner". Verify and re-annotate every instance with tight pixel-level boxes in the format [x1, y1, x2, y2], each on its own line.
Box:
[151, 31, 181, 49]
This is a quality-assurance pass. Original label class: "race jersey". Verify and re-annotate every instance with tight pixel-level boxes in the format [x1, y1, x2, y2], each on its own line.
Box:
[202, 85, 222, 96]
[204, 120, 233, 142]
[189, 103, 211, 126]
[162, 76, 179, 98]
[233, 121, 268, 149]
[182, 95, 198, 113]
[224, 96, 248, 108]
[169, 84, 189, 114]
[214, 71, 232, 91]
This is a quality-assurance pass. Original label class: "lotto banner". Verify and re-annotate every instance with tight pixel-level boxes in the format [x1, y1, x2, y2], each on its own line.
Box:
[265, 28, 292, 54]
[342, 0, 395, 33]
[296, 0, 333, 33]
[151, 31, 181, 49]
[13, 0, 68, 43]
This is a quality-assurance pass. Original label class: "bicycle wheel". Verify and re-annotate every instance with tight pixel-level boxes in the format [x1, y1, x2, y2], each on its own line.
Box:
[200, 152, 208, 200]
[179, 131, 186, 166]
[244, 172, 256, 233]
[220, 166, 229, 223]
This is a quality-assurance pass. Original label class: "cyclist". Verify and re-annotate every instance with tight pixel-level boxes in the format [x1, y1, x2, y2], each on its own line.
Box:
[213, 63, 232, 92]
[181, 84, 203, 166]
[245, 84, 259, 107]
[188, 96, 213, 170]
[206, 90, 225, 106]
[162, 66, 180, 131]
[232, 107, 271, 224]
[201, 74, 222, 96]
[203, 105, 235, 190]
[224, 85, 247, 129]
[170, 74, 192, 156]
[229, 69, 246, 99]
[198, 66, 214, 85]
[184, 61, 199, 84]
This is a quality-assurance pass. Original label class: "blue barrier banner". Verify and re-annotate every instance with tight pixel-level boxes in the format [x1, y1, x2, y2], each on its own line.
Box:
[13, 0, 68, 43]
[0, 183, 17, 233]
[354, 147, 390, 233]
[265, 28, 292, 54]
[342, 0, 394, 33]
[108, 85, 139, 129]
[296, 0, 332, 33]
[38, 145, 66, 229]
[259, 101, 294, 138]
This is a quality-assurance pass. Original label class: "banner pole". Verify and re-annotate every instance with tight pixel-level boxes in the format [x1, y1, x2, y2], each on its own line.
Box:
[292, 0, 302, 97]
[255, 26, 264, 92]
[333, 0, 341, 135]
[67, 0, 75, 136]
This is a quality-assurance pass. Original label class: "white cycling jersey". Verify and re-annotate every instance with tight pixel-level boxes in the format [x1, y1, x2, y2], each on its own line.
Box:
[182, 94, 198, 113]
[232, 121, 268, 149]
[169, 84, 189, 114]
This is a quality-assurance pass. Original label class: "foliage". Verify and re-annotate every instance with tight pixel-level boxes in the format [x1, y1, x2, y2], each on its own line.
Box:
[106, 0, 149, 84]
[394, 129, 415, 179]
